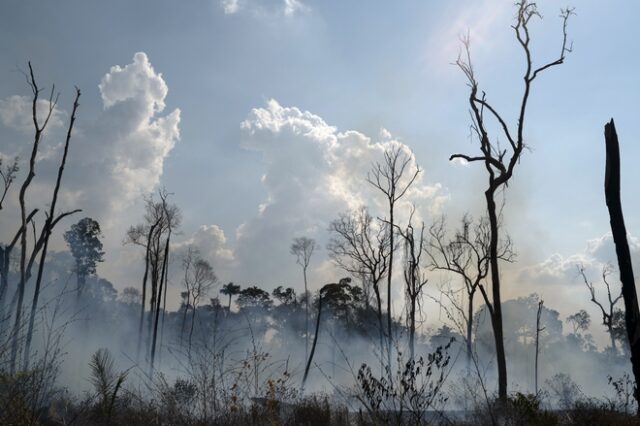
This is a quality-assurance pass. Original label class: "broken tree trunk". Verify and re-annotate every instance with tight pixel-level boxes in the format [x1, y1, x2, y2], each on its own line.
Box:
[603, 119, 640, 415]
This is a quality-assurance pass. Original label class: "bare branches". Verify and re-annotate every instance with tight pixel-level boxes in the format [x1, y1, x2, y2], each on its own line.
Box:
[451, 1, 573, 187]
[367, 145, 421, 203]
[578, 264, 623, 355]
[0, 157, 19, 211]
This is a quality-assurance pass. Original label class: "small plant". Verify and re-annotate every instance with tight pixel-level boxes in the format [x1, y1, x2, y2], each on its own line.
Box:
[354, 339, 453, 425]
[88, 348, 128, 424]
[607, 373, 637, 415]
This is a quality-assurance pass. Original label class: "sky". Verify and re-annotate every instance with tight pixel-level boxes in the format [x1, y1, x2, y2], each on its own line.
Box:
[1, 0, 640, 346]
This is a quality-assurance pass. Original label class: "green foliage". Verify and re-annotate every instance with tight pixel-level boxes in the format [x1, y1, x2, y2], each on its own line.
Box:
[64, 217, 105, 279]
[88, 348, 128, 424]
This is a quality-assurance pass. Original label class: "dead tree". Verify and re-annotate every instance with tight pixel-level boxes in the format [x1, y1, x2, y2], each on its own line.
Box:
[23, 87, 82, 370]
[149, 190, 180, 373]
[535, 299, 544, 395]
[290, 236, 316, 362]
[367, 145, 420, 361]
[450, 1, 573, 399]
[10, 65, 82, 373]
[0, 157, 18, 213]
[181, 247, 217, 353]
[603, 119, 640, 414]
[389, 206, 428, 360]
[328, 207, 390, 370]
[426, 214, 513, 370]
[126, 189, 180, 368]
[578, 264, 622, 355]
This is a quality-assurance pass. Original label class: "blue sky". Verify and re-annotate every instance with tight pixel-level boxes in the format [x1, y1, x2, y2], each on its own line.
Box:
[2, 0, 640, 341]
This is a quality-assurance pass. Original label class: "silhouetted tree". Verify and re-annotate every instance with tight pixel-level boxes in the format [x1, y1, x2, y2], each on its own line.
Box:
[0, 157, 18, 213]
[181, 247, 217, 352]
[603, 119, 640, 414]
[220, 282, 241, 311]
[237, 286, 273, 310]
[367, 145, 420, 362]
[389, 207, 427, 360]
[64, 217, 105, 296]
[426, 214, 513, 369]
[290, 236, 316, 361]
[11, 65, 82, 373]
[272, 286, 296, 306]
[450, 1, 573, 399]
[328, 207, 390, 365]
[126, 189, 180, 369]
[579, 264, 622, 355]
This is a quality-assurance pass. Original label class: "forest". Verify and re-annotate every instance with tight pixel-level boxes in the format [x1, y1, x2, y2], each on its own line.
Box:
[2, 0, 640, 425]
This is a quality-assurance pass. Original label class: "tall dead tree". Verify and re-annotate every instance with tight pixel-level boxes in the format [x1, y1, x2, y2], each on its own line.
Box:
[390, 206, 428, 360]
[328, 207, 390, 369]
[181, 247, 217, 354]
[534, 299, 544, 395]
[10, 65, 82, 373]
[126, 189, 180, 369]
[450, 2, 572, 399]
[578, 264, 622, 355]
[426, 214, 513, 370]
[290, 236, 316, 362]
[367, 145, 420, 362]
[23, 87, 82, 370]
[0, 157, 18, 213]
[603, 119, 640, 415]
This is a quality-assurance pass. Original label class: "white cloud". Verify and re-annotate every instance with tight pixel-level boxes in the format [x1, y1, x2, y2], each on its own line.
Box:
[234, 99, 447, 286]
[0, 52, 180, 291]
[0, 95, 65, 134]
[221, 0, 240, 15]
[219, 0, 307, 17]
[518, 233, 640, 287]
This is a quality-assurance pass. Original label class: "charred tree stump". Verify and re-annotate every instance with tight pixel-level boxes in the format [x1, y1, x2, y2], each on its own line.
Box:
[603, 119, 640, 415]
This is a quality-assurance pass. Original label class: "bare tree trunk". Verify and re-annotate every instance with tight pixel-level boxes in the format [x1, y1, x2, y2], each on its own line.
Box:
[467, 293, 474, 371]
[535, 300, 544, 395]
[409, 299, 415, 361]
[150, 234, 170, 374]
[486, 188, 507, 401]
[301, 290, 323, 392]
[137, 221, 157, 362]
[603, 119, 640, 415]
[10, 64, 56, 374]
[23, 87, 81, 371]
[303, 266, 309, 362]
[387, 205, 394, 369]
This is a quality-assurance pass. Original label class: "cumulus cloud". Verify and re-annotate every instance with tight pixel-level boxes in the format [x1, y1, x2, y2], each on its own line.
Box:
[518, 233, 640, 287]
[233, 99, 447, 286]
[0, 52, 180, 290]
[175, 225, 235, 268]
[0, 95, 65, 136]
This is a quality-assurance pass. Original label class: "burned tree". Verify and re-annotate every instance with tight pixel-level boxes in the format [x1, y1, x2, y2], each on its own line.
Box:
[578, 264, 623, 355]
[390, 207, 428, 361]
[450, 1, 573, 399]
[290, 236, 316, 361]
[328, 207, 390, 368]
[181, 247, 217, 353]
[367, 145, 420, 358]
[126, 189, 180, 369]
[426, 214, 513, 370]
[0, 157, 18, 213]
[9, 65, 82, 373]
[603, 119, 640, 414]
